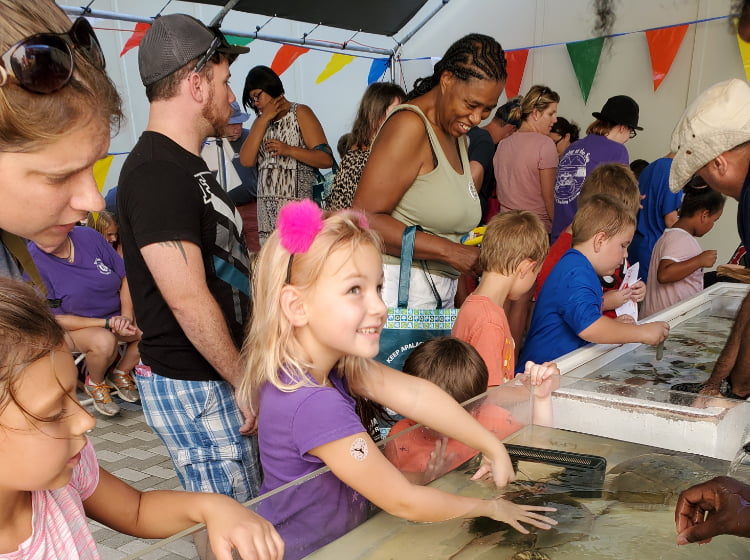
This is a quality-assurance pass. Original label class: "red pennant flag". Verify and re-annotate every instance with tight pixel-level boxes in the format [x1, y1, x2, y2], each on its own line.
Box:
[504, 49, 529, 99]
[271, 44, 310, 76]
[120, 22, 150, 57]
[645, 24, 689, 91]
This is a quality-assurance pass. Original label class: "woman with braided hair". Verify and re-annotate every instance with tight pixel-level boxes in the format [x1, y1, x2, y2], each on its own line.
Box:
[353, 34, 506, 309]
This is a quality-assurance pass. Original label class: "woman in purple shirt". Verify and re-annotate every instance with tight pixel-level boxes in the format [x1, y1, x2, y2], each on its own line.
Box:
[28, 226, 141, 416]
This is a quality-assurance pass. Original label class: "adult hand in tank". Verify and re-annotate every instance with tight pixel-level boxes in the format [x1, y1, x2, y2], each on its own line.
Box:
[675, 476, 750, 544]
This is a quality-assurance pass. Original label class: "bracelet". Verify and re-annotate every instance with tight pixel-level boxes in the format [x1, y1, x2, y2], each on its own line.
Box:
[104, 317, 110, 330]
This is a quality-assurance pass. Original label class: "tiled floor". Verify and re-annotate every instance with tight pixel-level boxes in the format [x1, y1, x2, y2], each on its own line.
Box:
[83, 396, 199, 560]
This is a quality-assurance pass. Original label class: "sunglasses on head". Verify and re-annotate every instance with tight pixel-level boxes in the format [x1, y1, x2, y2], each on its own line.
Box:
[0, 17, 105, 94]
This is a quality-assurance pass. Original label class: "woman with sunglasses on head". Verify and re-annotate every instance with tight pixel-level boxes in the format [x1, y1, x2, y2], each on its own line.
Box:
[550, 95, 641, 244]
[0, 0, 120, 289]
[353, 34, 507, 309]
[239, 65, 333, 245]
[493, 85, 560, 235]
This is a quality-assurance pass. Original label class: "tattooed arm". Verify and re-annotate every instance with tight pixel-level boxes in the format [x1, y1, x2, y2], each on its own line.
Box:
[140, 240, 242, 387]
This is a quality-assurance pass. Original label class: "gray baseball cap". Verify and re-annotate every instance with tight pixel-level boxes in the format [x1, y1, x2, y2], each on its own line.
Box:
[138, 14, 249, 86]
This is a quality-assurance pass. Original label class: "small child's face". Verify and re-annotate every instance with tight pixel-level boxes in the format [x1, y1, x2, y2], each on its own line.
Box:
[303, 244, 387, 363]
[594, 225, 635, 276]
[0, 349, 95, 493]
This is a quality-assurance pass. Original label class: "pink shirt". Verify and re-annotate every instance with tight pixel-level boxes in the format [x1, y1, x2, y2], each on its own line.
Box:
[2, 439, 100, 560]
[493, 131, 559, 232]
[642, 228, 704, 318]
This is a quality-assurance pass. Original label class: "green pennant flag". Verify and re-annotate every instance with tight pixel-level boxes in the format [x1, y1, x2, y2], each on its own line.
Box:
[225, 34, 255, 46]
[566, 37, 604, 103]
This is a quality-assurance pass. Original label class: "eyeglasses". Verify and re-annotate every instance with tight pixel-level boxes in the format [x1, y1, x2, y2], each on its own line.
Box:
[193, 33, 222, 74]
[628, 127, 637, 139]
[0, 17, 105, 94]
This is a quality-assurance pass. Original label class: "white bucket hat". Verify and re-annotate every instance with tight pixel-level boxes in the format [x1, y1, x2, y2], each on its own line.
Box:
[669, 79, 750, 193]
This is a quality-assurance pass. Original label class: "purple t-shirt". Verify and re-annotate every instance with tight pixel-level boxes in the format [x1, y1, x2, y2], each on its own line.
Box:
[551, 134, 629, 242]
[257, 371, 369, 560]
[28, 226, 125, 318]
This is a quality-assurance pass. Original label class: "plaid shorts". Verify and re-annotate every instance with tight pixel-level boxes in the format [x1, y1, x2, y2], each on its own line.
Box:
[134, 365, 262, 502]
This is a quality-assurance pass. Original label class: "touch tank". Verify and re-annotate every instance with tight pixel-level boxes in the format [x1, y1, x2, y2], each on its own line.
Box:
[122, 283, 750, 559]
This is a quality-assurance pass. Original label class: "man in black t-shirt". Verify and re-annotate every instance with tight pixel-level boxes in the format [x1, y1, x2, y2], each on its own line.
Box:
[117, 14, 262, 503]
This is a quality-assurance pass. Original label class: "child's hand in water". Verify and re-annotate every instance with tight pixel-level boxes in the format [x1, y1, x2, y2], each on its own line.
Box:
[470, 445, 515, 487]
[485, 498, 557, 533]
[202, 494, 284, 560]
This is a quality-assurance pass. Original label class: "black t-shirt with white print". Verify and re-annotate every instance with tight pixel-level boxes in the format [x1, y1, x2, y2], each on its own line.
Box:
[118, 131, 250, 381]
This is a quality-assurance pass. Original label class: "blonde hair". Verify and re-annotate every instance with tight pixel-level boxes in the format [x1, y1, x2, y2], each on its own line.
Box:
[572, 193, 636, 246]
[479, 211, 549, 274]
[578, 163, 640, 216]
[239, 211, 383, 413]
[86, 210, 116, 235]
[509, 84, 560, 124]
[0, 0, 122, 152]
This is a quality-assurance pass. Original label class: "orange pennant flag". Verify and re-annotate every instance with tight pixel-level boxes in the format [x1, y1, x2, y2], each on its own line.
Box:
[645, 24, 688, 91]
[271, 44, 310, 76]
[120, 22, 151, 57]
[504, 49, 529, 99]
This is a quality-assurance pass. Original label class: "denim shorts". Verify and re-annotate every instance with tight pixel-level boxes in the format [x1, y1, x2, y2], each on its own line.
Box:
[134, 365, 262, 502]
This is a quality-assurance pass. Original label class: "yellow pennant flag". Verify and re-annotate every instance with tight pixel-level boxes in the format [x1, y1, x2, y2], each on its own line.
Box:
[93, 155, 114, 193]
[316, 54, 355, 84]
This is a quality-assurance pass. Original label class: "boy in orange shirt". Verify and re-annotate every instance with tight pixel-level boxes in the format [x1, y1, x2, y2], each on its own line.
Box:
[453, 211, 555, 385]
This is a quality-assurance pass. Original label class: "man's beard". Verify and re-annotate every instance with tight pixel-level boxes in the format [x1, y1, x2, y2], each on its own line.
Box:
[202, 85, 229, 138]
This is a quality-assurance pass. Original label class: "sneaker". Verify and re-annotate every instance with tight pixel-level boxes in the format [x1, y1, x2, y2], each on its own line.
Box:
[106, 370, 140, 403]
[85, 382, 121, 416]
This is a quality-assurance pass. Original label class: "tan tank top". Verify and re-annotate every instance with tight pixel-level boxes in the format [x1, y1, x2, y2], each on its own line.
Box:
[382, 104, 481, 278]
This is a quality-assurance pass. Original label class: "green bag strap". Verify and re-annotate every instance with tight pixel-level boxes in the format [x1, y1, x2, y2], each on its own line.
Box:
[0, 230, 47, 297]
[397, 226, 443, 309]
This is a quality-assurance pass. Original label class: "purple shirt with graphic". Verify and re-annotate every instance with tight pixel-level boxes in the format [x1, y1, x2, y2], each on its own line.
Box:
[257, 371, 370, 560]
[551, 134, 629, 242]
[28, 226, 125, 317]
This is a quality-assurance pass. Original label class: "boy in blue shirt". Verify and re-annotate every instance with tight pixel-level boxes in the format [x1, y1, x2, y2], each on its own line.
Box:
[519, 194, 669, 366]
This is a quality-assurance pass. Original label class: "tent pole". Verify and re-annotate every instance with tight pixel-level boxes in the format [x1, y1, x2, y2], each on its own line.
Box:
[397, 0, 451, 47]
[208, 0, 241, 27]
[60, 5, 395, 56]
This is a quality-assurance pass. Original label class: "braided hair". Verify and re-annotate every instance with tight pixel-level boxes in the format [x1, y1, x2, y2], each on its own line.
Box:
[406, 34, 507, 101]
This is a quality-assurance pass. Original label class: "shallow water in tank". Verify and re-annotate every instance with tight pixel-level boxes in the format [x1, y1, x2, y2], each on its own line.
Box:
[306, 426, 750, 559]
[568, 314, 733, 390]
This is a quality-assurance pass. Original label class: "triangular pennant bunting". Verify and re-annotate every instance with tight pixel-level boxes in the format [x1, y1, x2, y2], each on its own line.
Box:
[367, 58, 391, 84]
[645, 24, 688, 91]
[504, 49, 529, 99]
[737, 20, 750, 81]
[566, 37, 604, 103]
[93, 155, 114, 192]
[316, 53, 355, 84]
[119, 22, 150, 57]
[271, 44, 310, 76]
